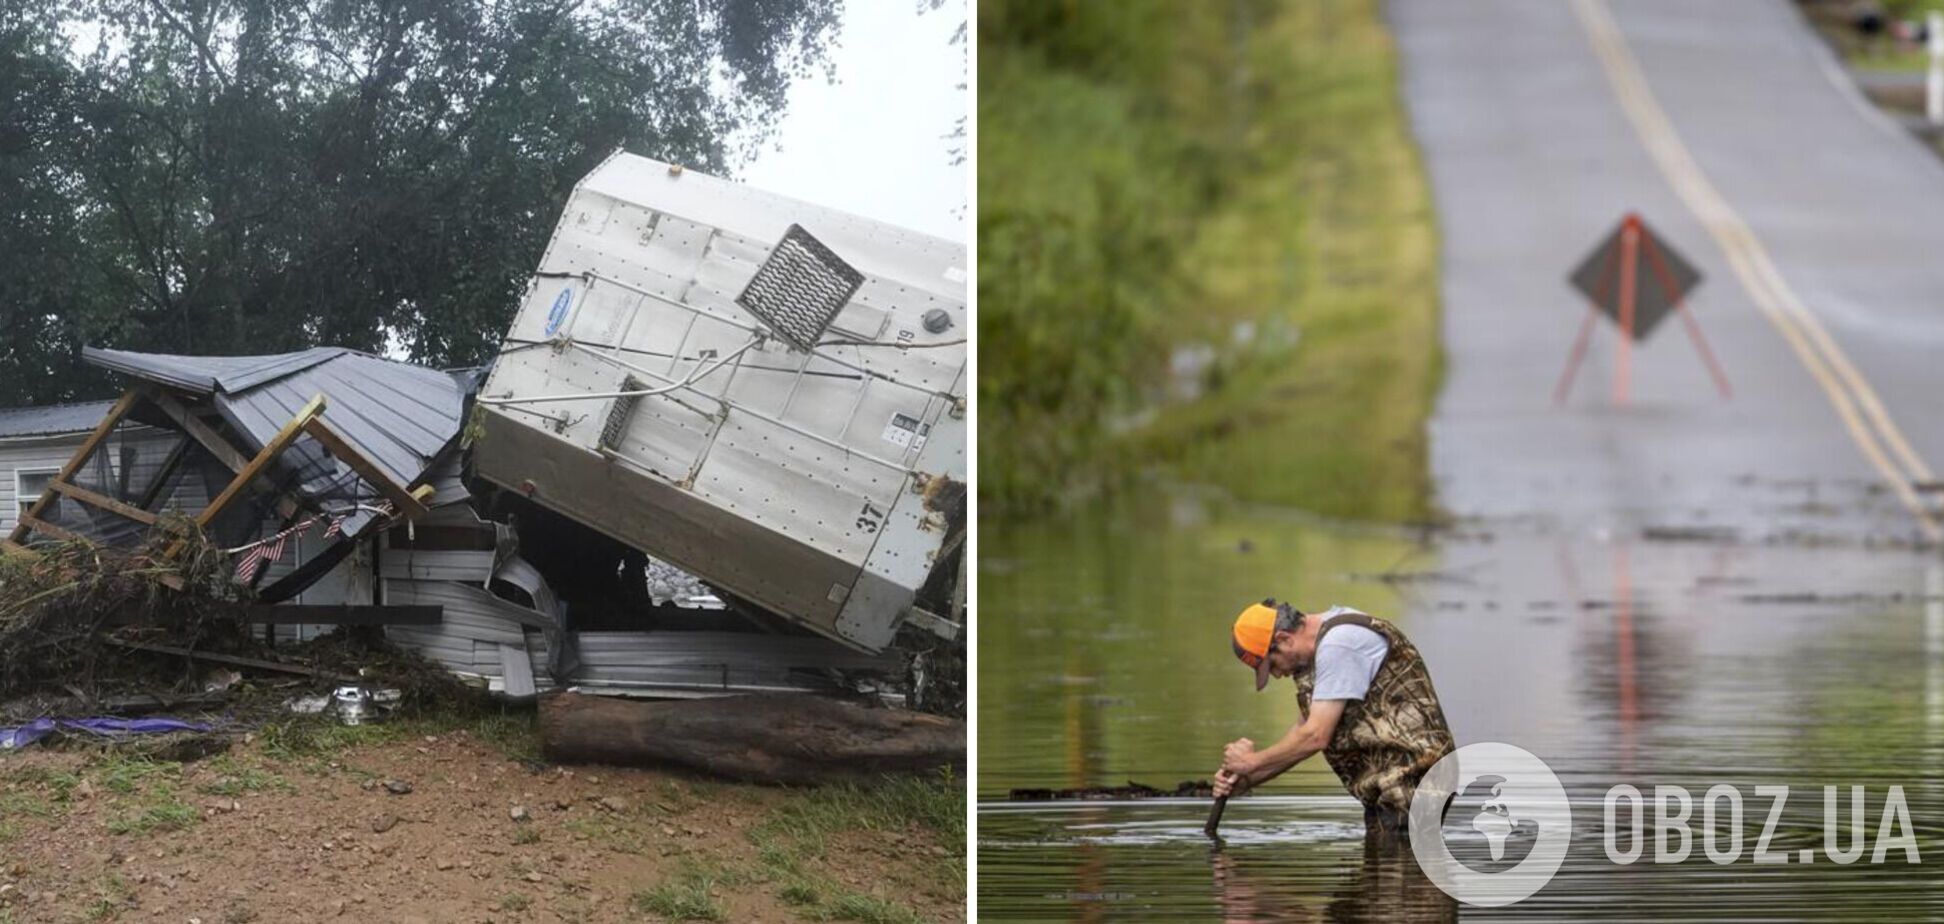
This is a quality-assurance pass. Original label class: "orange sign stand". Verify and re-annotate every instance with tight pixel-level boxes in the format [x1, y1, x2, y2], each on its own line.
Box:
[1555, 212, 1730, 406]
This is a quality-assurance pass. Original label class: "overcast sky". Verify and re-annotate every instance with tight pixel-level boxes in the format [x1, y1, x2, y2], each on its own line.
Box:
[741, 0, 967, 243]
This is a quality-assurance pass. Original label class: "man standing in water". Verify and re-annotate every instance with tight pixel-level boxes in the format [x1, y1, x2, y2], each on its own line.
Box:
[1215, 599, 1455, 845]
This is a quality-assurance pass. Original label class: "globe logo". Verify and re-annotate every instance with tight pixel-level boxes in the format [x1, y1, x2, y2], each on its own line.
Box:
[1446, 773, 1543, 872]
[1408, 743, 1572, 907]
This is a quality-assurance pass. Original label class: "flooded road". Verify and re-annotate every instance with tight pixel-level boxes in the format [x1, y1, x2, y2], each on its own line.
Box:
[978, 494, 1944, 919]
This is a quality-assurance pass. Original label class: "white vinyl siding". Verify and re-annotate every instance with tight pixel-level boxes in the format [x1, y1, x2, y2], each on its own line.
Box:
[0, 438, 87, 536]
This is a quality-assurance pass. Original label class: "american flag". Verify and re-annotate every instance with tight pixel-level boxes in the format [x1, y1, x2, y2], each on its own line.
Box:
[234, 543, 270, 583]
[232, 518, 314, 583]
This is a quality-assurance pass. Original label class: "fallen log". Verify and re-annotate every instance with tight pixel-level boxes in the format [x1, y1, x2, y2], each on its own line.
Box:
[538, 691, 964, 785]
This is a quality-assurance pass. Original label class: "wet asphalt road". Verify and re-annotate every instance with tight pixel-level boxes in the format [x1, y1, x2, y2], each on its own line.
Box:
[1393, 0, 1944, 542]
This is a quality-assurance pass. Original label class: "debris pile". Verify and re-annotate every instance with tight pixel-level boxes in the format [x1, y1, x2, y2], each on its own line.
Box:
[0, 526, 248, 701]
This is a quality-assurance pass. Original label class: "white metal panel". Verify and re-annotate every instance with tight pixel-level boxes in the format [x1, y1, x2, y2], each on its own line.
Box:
[379, 549, 495, 582]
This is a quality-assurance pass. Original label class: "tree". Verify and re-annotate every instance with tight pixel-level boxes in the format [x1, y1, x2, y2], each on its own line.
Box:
[0, 0, 842, 405]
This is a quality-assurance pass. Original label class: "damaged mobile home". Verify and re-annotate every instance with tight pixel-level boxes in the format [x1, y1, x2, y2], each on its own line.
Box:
[1, 152, 966, 706]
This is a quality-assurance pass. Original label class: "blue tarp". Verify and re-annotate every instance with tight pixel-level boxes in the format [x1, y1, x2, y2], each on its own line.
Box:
[0, 717, 212, 750]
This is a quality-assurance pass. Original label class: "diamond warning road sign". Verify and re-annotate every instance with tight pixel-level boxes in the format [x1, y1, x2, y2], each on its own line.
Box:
[1568, 213, 1699, 342]
[1556, 213, 1729, 405]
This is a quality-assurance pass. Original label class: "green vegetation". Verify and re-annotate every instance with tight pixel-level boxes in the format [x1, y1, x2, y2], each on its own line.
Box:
[631, 868, 727, 922]
[1801, 1, 1940, 72]
[84, 873, 133, 921]
[196, 756, 295, 798]
[105, 787, 198, 836]
[0, 0, 844, 405]
[979, 0, 1441, 522]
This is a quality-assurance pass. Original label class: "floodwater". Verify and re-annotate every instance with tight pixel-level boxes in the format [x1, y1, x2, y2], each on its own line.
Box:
[978, 492, 1944, 919]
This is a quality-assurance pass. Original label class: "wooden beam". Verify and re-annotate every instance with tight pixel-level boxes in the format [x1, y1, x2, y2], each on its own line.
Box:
[48, 479, 160, 527]
[8, 389, 140, 545]
[198, 395, 326, 528]
[302, 416, 431, 520]
[143, 387, 250, 472]
[143, 387, 302, 520]
[16, 515, 84, 543]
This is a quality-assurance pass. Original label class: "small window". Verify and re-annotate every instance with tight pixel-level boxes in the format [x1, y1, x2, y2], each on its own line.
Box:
[15, 468, 56, 519]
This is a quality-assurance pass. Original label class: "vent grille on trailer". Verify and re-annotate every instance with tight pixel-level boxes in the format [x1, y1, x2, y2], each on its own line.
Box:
[601, 376, 647, 451]
[735, 224, 865, 351]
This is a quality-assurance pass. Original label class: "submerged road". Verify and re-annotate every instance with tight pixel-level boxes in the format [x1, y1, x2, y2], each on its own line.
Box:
[1393, 0, 1944, 543]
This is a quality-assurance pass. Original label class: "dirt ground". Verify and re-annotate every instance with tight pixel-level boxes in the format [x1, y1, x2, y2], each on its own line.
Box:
[0, 715, 965, 923]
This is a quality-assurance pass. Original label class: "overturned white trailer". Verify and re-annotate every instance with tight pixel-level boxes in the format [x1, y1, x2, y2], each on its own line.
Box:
[472, 153, 967, 652]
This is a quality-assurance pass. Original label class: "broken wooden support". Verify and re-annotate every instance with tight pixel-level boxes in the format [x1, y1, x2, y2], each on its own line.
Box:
[301, 416, 432, 520]
[537, 691, 965, 785]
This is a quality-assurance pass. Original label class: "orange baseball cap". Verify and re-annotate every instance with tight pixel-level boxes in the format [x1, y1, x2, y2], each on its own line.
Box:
[1231, 599, 1283, 691]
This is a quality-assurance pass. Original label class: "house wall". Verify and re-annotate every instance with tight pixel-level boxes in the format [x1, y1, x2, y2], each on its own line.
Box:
[0, 435, 88, 536]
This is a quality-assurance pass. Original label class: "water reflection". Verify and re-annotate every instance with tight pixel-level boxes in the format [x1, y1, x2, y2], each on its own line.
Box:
[980, 494, 1944, 918]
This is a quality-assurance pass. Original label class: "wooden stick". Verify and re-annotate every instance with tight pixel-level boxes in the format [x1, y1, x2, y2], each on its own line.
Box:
[1205, 795, 1228, 839]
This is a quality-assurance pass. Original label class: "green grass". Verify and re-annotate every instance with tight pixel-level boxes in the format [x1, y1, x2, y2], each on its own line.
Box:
[752, 771, 962, 861]
[817, 893, 924, 924]
[95, 755, 176, 795]
[85, 873, 133, 921]
[779, 881, 821, 907]
[980, 0, 1442, 522]
[498, 892, 532, 913]
[196, 756, 295, 797]
[630, 869, 726, 922]
[743, 772, 961, 922]
[105, 786, 198, 836]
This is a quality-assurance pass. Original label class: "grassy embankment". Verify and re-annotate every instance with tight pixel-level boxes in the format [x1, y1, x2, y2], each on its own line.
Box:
[1798, 0, 1942, 72]
[979, 0, 1441, 523]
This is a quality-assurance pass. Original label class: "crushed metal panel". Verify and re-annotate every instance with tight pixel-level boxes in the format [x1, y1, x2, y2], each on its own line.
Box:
[498, 644, 538, 698]
[567, 630, 898, 696]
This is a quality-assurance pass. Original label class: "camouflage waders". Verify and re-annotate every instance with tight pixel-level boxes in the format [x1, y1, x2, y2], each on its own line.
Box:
[1295, 610, 1455, 832]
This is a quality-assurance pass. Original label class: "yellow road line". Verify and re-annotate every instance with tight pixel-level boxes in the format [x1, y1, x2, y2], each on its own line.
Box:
[1572, 0, 1941, 541]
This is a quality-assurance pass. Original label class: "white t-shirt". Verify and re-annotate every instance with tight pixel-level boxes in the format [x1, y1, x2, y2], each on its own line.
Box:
[1310, 606, 1389, 702]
